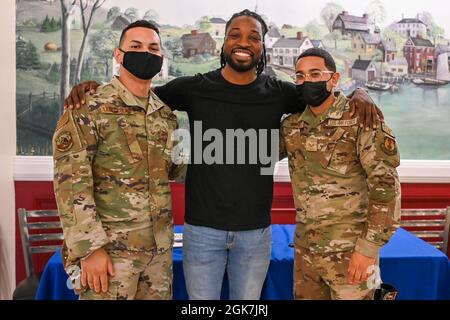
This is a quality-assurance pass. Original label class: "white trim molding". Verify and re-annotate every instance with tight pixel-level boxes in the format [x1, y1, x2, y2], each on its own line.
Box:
[14, 156, 54, 181]
[13, 156, 450, 184]
[274, 159, 450, 184]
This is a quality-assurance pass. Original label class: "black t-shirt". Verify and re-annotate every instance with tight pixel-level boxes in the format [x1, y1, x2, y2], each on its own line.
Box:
[154, 69, 305, 231]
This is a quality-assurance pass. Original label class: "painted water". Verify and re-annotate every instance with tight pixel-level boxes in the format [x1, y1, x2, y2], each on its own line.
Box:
[367, 83, 450, 160]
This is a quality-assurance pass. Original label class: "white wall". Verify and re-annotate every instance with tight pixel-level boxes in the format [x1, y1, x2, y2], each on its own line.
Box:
[0, 0, 16, 300]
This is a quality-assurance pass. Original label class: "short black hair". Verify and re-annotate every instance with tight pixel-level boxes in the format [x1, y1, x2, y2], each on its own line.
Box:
[224, 9, 268, 36]
[221, 9, 268, 76]
[119, 20, 161, 46]
[296, 48, 336, 72]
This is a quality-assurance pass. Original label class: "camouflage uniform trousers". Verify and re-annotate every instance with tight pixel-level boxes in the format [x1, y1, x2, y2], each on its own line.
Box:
[80, 248, 173, 300]
[294, 246, 375, 300]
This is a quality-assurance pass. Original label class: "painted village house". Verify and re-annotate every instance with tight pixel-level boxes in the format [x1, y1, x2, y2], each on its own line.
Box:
[351, 59, 377, 83]
[403, 36, 435, 74]
[209, 17, 226, 41]
[265, 25, 282, 65]
[272, 32, 314, 68]
[352, 32, 381, 58]
[181, 30, 216, 58]
[392, 16, 428, 38]
[352, 33, 397, 62]
[380, 38, 397, 62]
[332, 11, 377, 37]
[386, 57, 409, 77]
[265, 25, 282, 49]
[111, 15, 131, 31]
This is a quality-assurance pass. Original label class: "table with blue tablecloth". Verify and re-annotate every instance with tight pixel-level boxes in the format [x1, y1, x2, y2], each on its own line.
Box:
[35, 225, 450, 300]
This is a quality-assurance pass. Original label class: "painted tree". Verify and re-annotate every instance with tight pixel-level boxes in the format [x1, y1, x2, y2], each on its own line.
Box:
[59, 0, 77, 117]
[304, 19, 325, 40]
[41, 16, 61, 32]
[366, 0, 387, 25]
[47, 62, 60, 84]
[320, 2, 344, 33]
[106, 6, 121, 22]
[382, 27, 407, 51]
[328, 30, 342, 50]
[17, 40, 40, 70]
[195, 16, 211, 32]
[420, 11, 445, 41]
[124, 8, 140, 22]
[16, 39, 28, 70]
[41, 15, 51, 32]
[143, 10, 159, 23]
[89, 29, 120, 80]
[164, 37, 182, 56]
[74, 0, 106, 84]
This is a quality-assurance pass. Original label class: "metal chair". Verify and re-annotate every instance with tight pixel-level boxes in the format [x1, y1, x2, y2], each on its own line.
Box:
[13, 209, 63, 300]
[400, 207, 450, 254]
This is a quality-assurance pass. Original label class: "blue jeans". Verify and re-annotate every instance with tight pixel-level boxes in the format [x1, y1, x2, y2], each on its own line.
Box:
[182, 223, 272, 300]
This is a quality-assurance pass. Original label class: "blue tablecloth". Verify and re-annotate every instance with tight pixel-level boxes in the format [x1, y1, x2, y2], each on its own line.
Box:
[35, 225, 450, 300]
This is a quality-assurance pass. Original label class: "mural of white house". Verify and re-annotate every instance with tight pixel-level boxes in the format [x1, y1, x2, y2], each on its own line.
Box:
[265, 25, 282, 49]
[209, 17, 226, 41]
[392, 16, 428, 38]
[271, 32, 314, 68]
[265, 25, 282, 65]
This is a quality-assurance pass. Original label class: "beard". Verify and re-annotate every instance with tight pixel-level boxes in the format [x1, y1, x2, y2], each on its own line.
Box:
[223, 50, 261, 73]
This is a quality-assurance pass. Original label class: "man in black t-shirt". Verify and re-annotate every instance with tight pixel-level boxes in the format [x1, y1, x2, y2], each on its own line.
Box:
[64, 10, 380, 300]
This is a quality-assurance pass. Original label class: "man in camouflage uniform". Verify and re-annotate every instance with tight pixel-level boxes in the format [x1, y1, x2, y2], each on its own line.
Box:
[53, 20, 182, 300]
[280, 48, 401, 300]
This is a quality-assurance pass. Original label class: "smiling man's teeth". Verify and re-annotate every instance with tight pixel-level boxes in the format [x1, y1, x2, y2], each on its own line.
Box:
[234, 52, 251, 57]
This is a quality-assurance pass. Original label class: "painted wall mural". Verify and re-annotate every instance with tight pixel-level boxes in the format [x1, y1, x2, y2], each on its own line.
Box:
[16, 0, 450, 159]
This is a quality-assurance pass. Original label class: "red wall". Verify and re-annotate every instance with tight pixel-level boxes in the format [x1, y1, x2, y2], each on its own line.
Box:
[15, 181, 450, 284]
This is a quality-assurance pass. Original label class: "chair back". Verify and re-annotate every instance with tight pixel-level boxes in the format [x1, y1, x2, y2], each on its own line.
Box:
[400, 207, 450, 254]
[18, 209, 63, 277]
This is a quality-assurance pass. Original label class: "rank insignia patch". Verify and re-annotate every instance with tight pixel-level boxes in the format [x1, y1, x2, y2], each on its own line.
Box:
[305, 137, 318, 152]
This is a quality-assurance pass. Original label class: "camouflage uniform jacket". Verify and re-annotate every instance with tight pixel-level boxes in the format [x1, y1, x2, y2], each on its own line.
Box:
[280, 92, 401, 258]
[53, 77, 178, 267]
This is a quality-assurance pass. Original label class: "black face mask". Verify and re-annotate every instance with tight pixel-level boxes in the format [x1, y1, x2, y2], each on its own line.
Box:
[119, 49, 163, 80]
[296, 80, 333, 107]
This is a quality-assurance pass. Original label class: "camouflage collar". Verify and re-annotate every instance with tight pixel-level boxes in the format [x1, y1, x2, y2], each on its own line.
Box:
[327, 92, 349, 120]
[300, 92, 348, 127]
[111, 77, 150, 111]
[147, 90, 169, 115]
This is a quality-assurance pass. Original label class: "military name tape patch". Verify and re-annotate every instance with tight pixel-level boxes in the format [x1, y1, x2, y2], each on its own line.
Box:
[327, 118, 358, 127]
[55, 131, 73, 152]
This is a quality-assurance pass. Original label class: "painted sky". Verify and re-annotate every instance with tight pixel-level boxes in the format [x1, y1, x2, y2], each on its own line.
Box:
[105, 0, 450, 36]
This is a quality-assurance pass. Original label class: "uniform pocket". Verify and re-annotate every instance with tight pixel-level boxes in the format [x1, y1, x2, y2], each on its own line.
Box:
[117, 117, 144, 164]
[318, 127, 352, 175]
